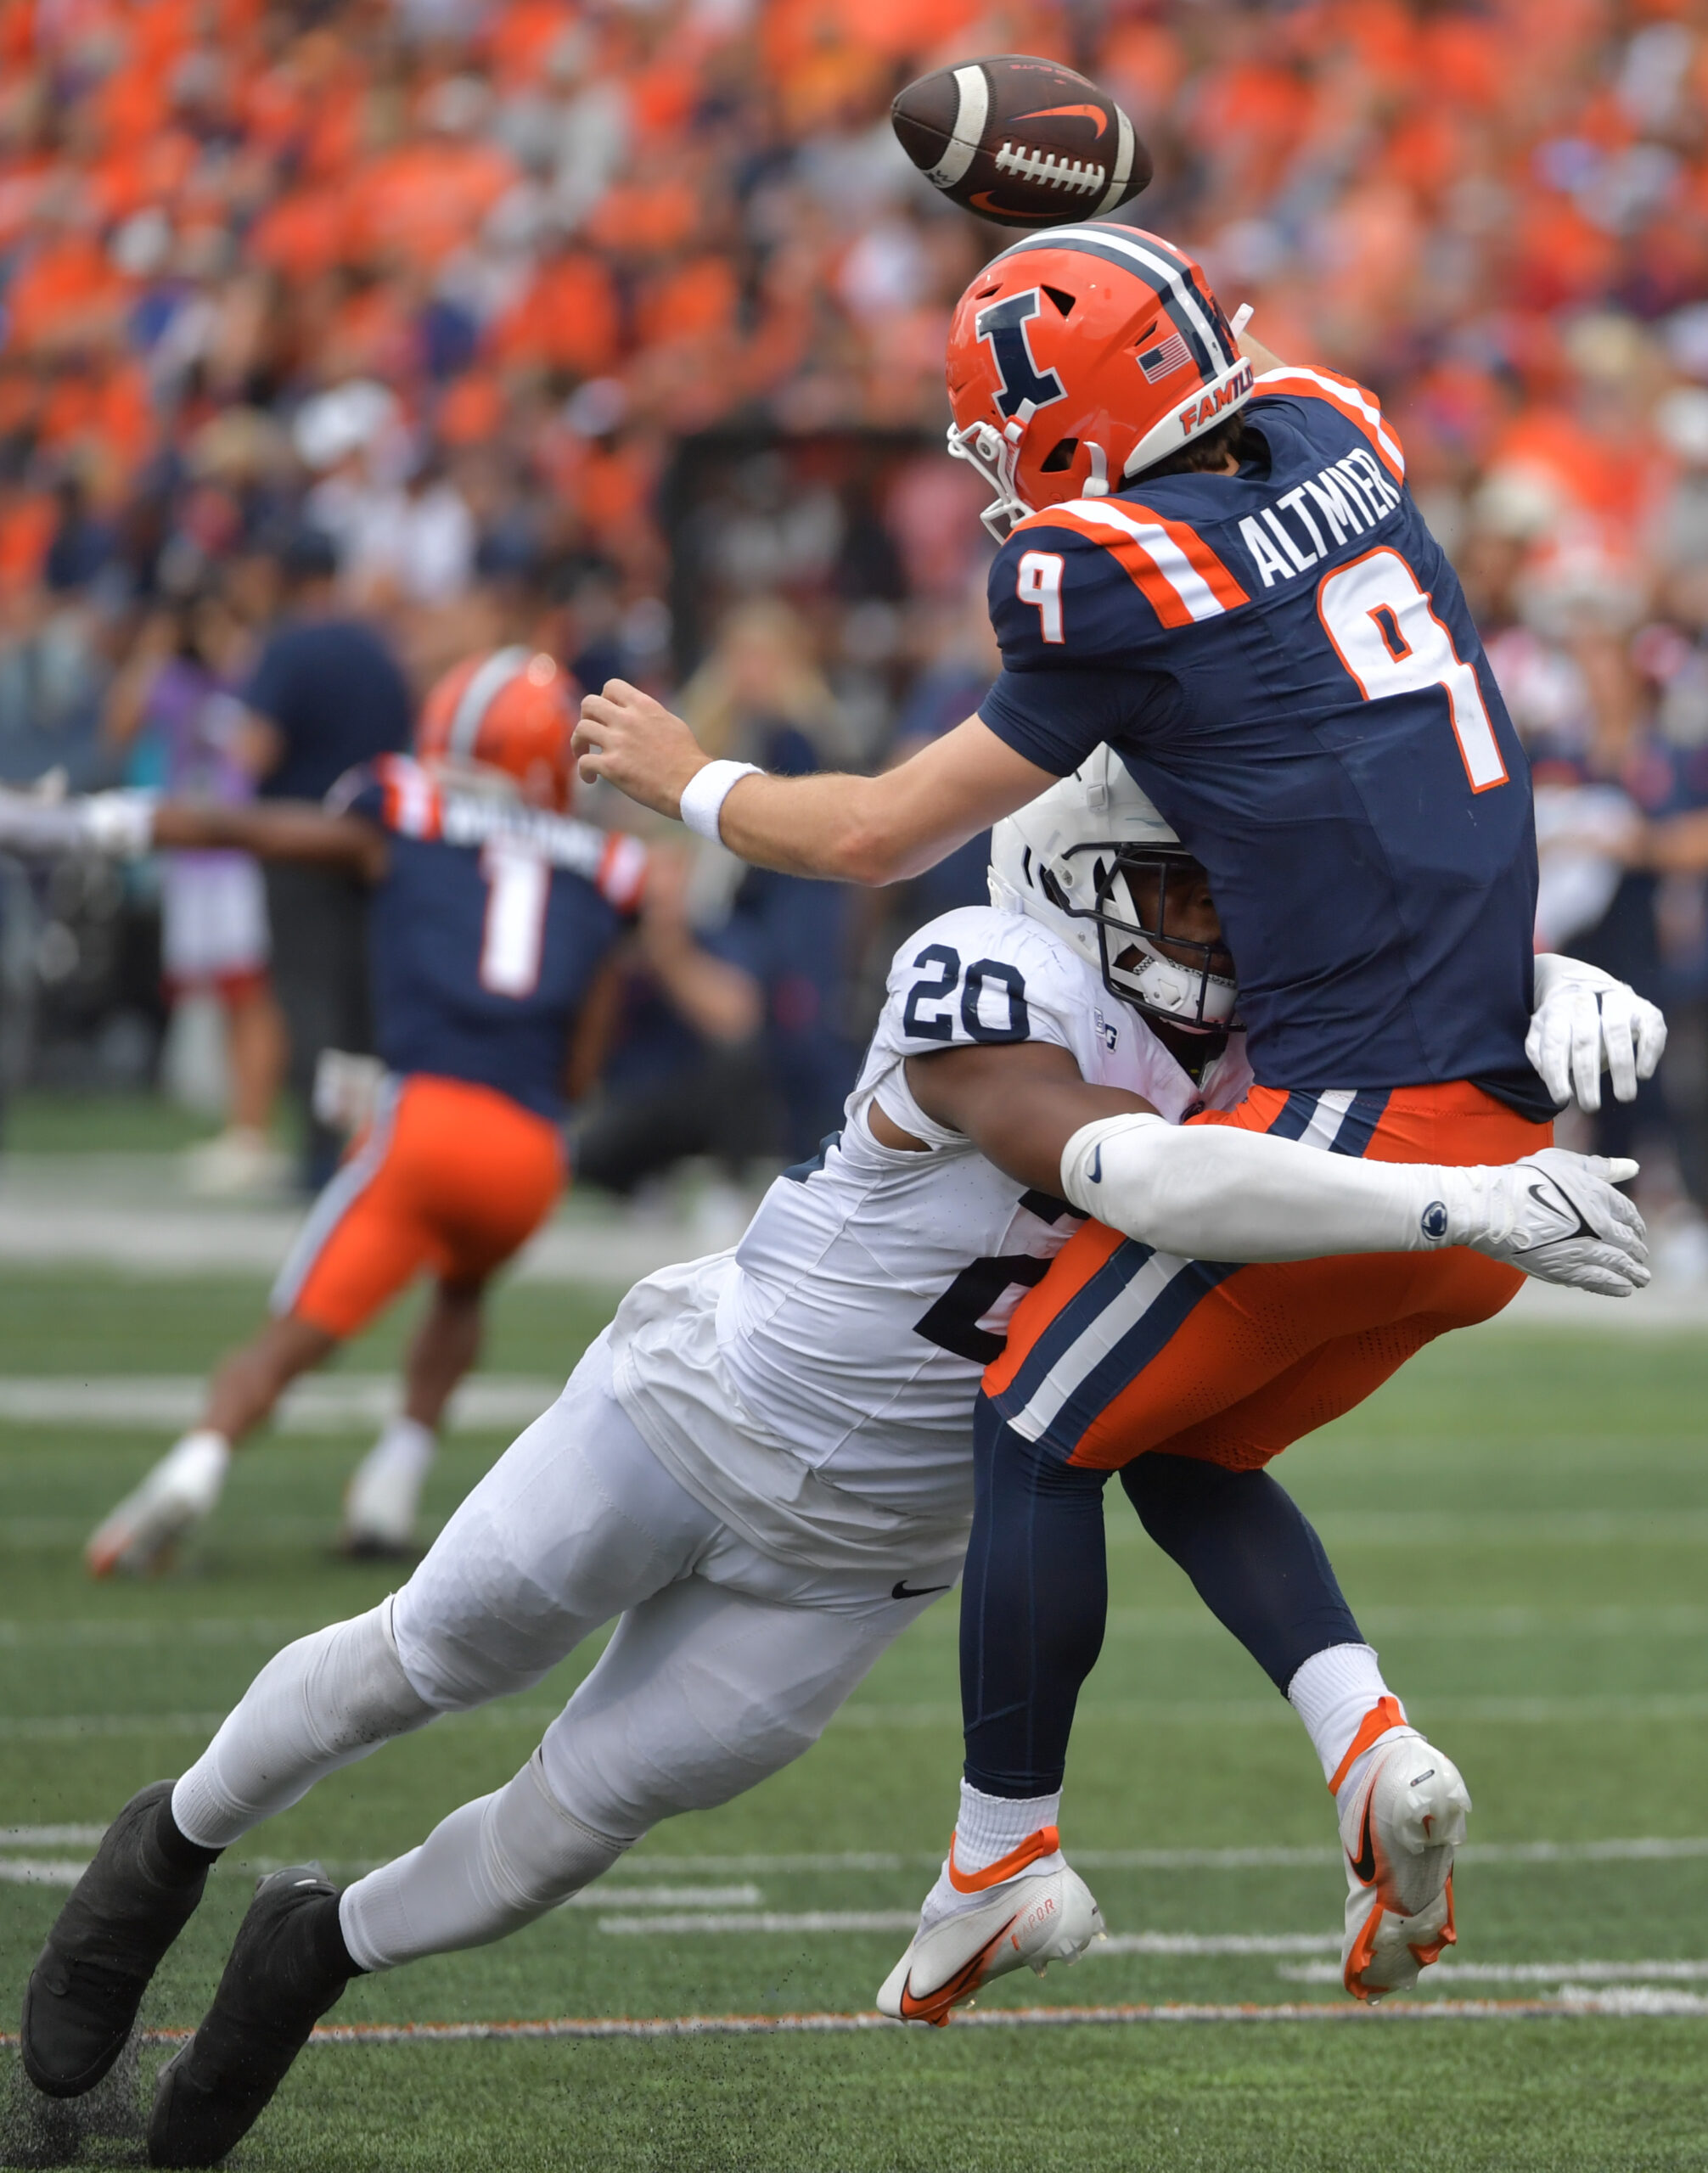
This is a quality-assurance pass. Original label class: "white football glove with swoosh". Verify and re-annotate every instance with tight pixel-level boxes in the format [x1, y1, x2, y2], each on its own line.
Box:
[1447, 1148, 1647, 1297]
[1059, 1119, 1649, 1299]
[1528, 952, 1666, 1114]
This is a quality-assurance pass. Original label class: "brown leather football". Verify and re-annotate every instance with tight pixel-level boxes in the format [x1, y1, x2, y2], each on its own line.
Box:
[891, 54, 1150, 228]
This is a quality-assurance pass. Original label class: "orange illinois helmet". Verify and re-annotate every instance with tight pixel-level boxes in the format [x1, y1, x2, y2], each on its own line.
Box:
[945, 224, 1254, 538]
[416, 647, 577, 811]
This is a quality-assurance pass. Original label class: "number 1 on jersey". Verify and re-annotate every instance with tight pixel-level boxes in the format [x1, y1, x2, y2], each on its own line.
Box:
[1318, 547, 1508, 792]
[479, 840, 549, 996]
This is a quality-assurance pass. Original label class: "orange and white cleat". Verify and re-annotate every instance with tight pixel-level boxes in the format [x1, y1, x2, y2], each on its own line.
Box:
[1333, 1697, 1471, 2002]
[85, 1434, 228, 1579]
[876, 1827, 1104, 2026]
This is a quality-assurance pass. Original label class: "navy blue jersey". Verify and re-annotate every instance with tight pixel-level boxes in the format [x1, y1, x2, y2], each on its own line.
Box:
[333, 756, 645, 1121]
[979, 368, 1547, 1116]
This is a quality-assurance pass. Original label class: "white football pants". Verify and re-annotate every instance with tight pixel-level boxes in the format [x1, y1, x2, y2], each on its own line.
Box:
[170, 1331, 941, 1971]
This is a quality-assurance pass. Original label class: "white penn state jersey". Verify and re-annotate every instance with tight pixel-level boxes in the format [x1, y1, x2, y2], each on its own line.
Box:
[611, 905, 1252, 1575]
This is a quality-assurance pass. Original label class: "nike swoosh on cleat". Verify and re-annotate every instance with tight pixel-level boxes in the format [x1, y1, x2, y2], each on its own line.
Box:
[896, 1919, 1019, 2025]
[891, 1581, 952, 1600]
[1349, 1798, 1377, 1886]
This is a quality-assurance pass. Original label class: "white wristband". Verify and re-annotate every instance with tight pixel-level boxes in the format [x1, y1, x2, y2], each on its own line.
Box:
[81, 789, 158, 859]
[678, 761, 761, 843]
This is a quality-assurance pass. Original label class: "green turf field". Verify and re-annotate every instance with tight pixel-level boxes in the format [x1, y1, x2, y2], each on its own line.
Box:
[2, 1266, 1706, 2170]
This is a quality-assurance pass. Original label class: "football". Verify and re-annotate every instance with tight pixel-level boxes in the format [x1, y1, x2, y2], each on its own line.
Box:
[891, 54, 1151, 228]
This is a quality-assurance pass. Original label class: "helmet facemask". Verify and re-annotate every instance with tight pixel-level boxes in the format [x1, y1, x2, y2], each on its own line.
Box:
[1047, 842, 1239, 1034]
[947, 407, 1034, 542]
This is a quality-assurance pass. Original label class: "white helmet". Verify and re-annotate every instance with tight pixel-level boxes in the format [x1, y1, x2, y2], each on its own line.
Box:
[988, 745, 1239, 1034]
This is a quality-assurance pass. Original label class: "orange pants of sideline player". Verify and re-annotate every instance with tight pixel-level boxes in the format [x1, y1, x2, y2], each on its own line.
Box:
[985, 1081, 1550, 1474]
[272, 1075, 565, 1339]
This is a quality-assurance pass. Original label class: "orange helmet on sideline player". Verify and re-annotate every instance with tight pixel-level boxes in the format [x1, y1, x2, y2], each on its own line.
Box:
[416, 647, 577, 811]
[945, 225, 1253, 539]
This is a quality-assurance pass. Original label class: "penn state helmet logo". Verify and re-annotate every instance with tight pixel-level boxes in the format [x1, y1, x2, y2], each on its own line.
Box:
[975, 289, 1067, 419]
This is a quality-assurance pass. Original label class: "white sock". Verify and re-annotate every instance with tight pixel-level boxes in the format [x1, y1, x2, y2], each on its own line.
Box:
[171, 1600, 437, 1849]
[1287, 1643, 1405, 1787]
[362, 1415, 436, 1485]
[953, 1780, 1062, 1868]
[921, 1781, 1063, 1926]
[345, 1417, 436, 1542]
[160, 1429, 232, 1514]
[340, 1750, 631, 1972]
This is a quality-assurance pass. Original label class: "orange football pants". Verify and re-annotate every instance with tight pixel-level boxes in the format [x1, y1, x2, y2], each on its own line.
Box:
[272, 1074, 565, 1339]
[984, 1081, 1551, 1474]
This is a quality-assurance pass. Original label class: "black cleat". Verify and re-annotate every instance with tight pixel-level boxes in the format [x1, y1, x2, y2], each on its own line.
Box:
[22, 1780, 214, 2099]
[148, 1866, 355, 2169]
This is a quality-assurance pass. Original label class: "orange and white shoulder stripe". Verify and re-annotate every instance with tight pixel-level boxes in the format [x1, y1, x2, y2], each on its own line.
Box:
[376, 754, 444, 840]
[1015, 500, 1248, 629]
[597, 829, 648, 912]
[1253, 366, 1406, 483]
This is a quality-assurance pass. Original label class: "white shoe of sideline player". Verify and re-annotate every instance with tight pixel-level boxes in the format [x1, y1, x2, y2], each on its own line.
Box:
[339, 1418, 435, 1558]
[1334, 1699, 1471, 2002]
[877, 1828, 1104, 2025]
[86, 1431, 230, 1579]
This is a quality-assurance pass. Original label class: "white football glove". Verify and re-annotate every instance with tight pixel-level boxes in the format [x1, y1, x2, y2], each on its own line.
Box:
[1059, 1115, 1647, 1299]
[0, 783, 156, 859]
[1528, 953, 1666, 1114]
[1446, 1148, 1647, 1298]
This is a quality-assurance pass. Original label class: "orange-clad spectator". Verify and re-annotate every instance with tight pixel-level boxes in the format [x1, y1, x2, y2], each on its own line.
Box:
[37, 357, 155, 484]
[1418, 12, 1506, 111]
[485, 0, 580, 92]
[438, 370, 505, 449]
[1101, 14, 1187, 127]
[1189, 51, 1314, 205]
[297, 65, 368, 182]
[584, 174, 699, 258]
[760, 0, 892, 133]
[0, 0, 33, 69]
[1485, 409, 1640, 534]
[0, 482, 54, 598]
[634, 254, 738, 351]
[84, 127, 198, 225]
[246, 186, 351, 286]
[1509, 194, 1621, 315]
[492, 248, 621, 377]
[83, 64, 170, 154]
[4, 227, 130, 356]
[321, 274, 421, 386]
[346, 132, 516, 272]
[626, 54, 700, 142]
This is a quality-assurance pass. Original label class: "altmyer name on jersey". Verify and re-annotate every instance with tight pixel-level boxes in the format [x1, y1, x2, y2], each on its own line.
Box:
[1237, 450, 1402, 589]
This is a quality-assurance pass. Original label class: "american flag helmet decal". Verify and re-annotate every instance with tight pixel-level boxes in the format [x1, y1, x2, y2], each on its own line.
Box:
[1137, 331, 1193, 382]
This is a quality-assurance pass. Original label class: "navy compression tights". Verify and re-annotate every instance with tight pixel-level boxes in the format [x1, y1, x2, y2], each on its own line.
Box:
[960, 1395, 1363, 1799]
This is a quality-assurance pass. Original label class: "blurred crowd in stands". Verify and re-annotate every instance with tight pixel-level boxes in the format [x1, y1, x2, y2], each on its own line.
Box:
[3, 0, 1708, 1266]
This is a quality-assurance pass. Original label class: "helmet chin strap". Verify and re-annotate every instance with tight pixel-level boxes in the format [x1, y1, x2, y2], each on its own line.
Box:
[1082, 441, 1110, 498]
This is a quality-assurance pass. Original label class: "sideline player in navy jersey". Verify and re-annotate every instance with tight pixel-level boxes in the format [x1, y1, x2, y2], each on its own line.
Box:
[571, 224, 1647, 2012]
[17, 649, 645, 1574]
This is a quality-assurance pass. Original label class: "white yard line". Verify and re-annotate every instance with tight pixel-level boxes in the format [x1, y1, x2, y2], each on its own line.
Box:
[1280, 1958, 1708, 1985]
[598, 1910, 921, 1936]
[9, 1695, 1708, 1744]
[598, 1837, 1708, 1875]
[4, 1991, 1705, 2052]
[0, 1376, 561, 1435]
[829, 1693, 1708, 1728]
[564, 1885, 761, 1911]
[1102, 1933, 1339, 1956]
